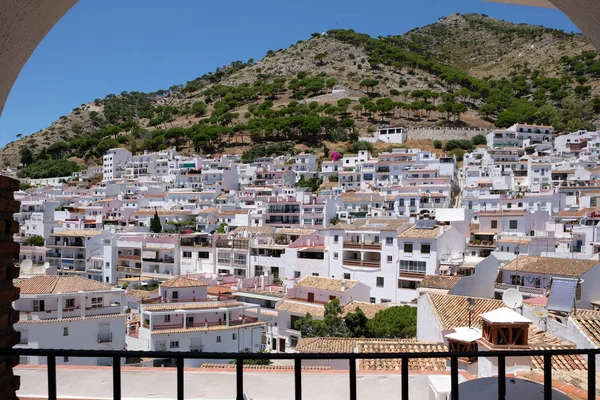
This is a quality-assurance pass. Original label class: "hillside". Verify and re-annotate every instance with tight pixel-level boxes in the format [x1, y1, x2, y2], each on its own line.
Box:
[4, 14, 600, 178]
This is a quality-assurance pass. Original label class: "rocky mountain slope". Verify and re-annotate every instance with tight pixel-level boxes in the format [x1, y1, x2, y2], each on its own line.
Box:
[4, 14, 600, 177]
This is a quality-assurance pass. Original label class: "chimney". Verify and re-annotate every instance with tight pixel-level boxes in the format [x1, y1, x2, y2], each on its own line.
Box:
[260, 274, 265, 290]
[341, 280, 347, 291]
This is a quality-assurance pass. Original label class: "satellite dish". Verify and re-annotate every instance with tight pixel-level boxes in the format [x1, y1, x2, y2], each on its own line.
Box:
[503, 288, 523, 309]
[20, 259, 33, 272]
[533, 307, 548, 319]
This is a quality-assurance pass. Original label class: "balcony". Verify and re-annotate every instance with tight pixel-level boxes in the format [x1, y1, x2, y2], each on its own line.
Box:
[118, 254, 141, 261]
[468, 239, 496, 248]
[343, 242, 382, 250]
[5, 347, 598, 400]
[117, 266, 141, 275]
[342, 259, 381, 268]
[148, 316, 259, 331]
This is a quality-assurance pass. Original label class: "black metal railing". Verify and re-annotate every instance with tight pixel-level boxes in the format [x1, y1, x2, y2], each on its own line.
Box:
[2, 347, 599, 400]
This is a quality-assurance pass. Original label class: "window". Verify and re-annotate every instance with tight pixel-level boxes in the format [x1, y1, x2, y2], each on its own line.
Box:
[387, 255, 392, 263]
[404, 243, 413, 253]
[399, 199, 405, 207]
[216, 336, 222, 343]
[164, 315, 171, 323]
[334, 235, 339, 243]
[63, 327, 69, 336]
[344, 273, 351, 280]
[421, 244, 431, 254]
[294, 271, 301, 278]
[33, 300, 45, 312]
[170, 340, 179, 349]
[312, 273, 319, 277]
[64, 357, 69, 363]
[376, 277, 384, 287]
[398, 280, 418, 289]
[507, 203, 512, 209]
[91, 297, 103, 308]
[333, 252, 338, 260]
[509, 220, 518, 229]
[370, 297, 376, 304]
[491, 220, 498, 229]
[381, 299, 392, 303]
[385, 237, 393, 245]
[64, 298, 75, 309]
[182, 251, 192, 258]
[232, 333, 237, 340]
[398, 260, 427, 273]
[290, 336, 299, 348]
[172, 291, 178, 299]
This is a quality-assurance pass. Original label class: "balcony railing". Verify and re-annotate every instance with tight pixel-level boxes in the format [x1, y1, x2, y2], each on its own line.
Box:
[117, 254, 141, 261]
[343, 242, 382, 250]
[2, 347, 598, 400]
[342, 259, 381, 268]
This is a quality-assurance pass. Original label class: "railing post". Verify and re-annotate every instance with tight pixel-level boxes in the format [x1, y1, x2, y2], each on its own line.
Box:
[450, 356, 459, 400]
[177, 357, 184, 400]
[498, 355, 506, 400]
[544, 354, 552, 400]
[47, 355, 57, 400]
[589, 354, 596, 400]
[401, 356, 409, 400]
[295, 358, 302, 400]
[236, 357, 244, 400]
[349, 356, 357, 400]
[113, 356, 121, 400]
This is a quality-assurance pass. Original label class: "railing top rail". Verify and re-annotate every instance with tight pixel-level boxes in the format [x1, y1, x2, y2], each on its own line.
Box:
[4, 347, 600, 360]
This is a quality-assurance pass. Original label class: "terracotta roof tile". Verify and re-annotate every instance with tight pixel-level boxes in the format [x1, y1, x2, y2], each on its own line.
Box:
[419, 275, 461, 290]
[499, 256, 598, 277]
[18, 313, 126, 324]
[160, 276, 209, 288]
[200, 363, 331, 370]
[15, 276, 114, 294]
[358, 341, 448, 372]
[571, 309, 600, 347]
[275, 300, 324, 317]
[143, 301, 242, 312]
[397, 224, 443, 239]
[295, 276, 358, 292]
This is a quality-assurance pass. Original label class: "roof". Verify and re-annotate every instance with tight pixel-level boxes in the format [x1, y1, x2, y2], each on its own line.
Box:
[15, 276, 114, 294]
[199, 363, 330, 371]
[397, 224, 443, 239]
[230, 226, 275, 236]
[296, 337, 359, 354]
[556, 208, 595, 218]
[499, 256, 598, 277]
[426, 293, 505, 330]
[333, 218, 408, 232]
[275, 300, 324, 317]
[160, 276, 209, 288]
[358, 341, 448, 372]
[236, 288, 286, 298]
[124, 289, 156, 300]
[419, 275, 461, 290]
[50, 229, 101, 238]
[295, 276, 358, 292]
[343, 301, 389, 319]
[571, 309, 600, 347]
[143, 301, 242, 312]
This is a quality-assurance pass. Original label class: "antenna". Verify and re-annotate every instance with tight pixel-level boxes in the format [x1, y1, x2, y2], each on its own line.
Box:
[502, 288, 523, 309]
[20, 259, 33, 273]
[467, 297, 475, 328]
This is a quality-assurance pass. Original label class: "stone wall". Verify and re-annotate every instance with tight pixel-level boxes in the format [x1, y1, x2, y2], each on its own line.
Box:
[407, 127, 490, 141]
[0, 176, 21, 400]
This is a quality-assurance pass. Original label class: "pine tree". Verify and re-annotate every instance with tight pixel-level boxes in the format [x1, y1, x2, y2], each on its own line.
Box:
[150, 208, 162, 233]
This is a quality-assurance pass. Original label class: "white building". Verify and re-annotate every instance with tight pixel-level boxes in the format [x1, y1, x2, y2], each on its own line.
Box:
[103, 148, 132, 182]
[14, 276, 126, 366]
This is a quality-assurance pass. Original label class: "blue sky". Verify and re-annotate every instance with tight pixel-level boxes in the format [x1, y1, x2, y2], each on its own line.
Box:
[0, 0, 579, 146]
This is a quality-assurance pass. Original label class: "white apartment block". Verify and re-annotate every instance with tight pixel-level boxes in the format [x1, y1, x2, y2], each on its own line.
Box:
[14, 276, 126, 366]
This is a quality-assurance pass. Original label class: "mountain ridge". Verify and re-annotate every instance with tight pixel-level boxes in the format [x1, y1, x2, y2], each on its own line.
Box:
[4, 14, 600, 178]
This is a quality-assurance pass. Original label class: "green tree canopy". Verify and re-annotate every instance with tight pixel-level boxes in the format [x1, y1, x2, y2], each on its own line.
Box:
[23, 235, 45, 247]
[366, 306, 417, 338]
[150, 209, 162, 233]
